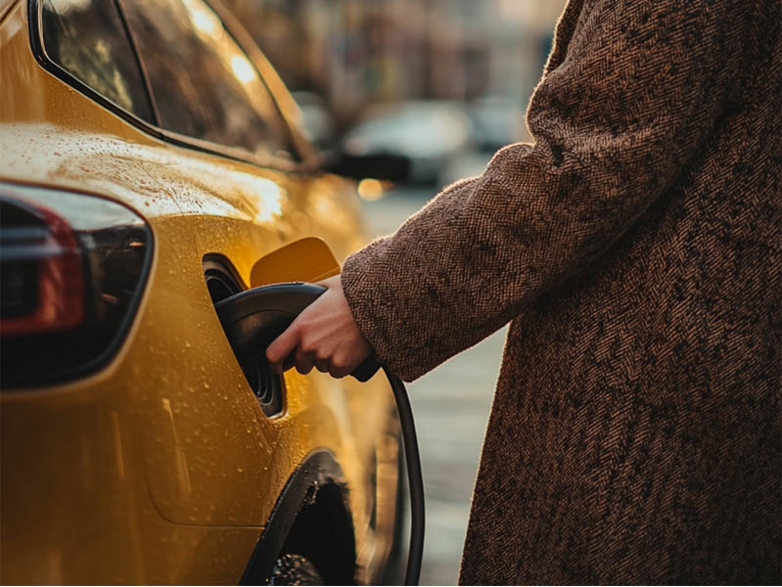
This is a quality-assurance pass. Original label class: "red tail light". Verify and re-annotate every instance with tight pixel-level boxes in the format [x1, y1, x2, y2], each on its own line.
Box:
[1, 199, 84, 335]
[0, 183, 153, 388]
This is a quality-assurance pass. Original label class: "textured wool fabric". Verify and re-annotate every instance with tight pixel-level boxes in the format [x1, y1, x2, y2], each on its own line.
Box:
[342, 0, 780, 584]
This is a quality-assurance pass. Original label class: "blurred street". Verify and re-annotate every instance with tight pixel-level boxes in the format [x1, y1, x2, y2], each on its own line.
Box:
[361, 188, 508, 586]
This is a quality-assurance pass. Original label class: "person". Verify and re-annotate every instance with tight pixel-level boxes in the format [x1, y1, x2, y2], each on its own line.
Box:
[268, 0, 781, 583]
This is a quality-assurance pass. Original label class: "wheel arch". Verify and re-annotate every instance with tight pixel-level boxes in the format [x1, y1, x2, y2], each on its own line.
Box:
[240, 450, 357, 585]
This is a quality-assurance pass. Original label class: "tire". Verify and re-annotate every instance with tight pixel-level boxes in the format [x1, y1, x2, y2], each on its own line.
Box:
[269, 553, 324, 586]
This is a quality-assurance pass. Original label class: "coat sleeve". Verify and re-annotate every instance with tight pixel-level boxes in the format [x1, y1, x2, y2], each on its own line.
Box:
[341, 0, 749, 381]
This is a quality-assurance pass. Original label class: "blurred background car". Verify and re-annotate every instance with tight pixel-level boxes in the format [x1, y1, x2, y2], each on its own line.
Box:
[342, 100, 472, 185]
[468, 95, 526, 153]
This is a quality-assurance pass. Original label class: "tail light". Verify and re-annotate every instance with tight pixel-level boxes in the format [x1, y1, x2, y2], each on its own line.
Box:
[0, 183, 153, 388]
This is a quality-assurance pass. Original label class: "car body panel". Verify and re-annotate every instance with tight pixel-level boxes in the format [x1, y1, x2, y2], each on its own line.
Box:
[0, 2, 400, 583]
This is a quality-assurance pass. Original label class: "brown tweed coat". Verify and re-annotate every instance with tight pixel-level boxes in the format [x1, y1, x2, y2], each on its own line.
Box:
[342, 0, 780, 583]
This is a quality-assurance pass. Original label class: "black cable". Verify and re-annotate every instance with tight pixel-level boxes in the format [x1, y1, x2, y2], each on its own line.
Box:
[385, 370, 425, 586]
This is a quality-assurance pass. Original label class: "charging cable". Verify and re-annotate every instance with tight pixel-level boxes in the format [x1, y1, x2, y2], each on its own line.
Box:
[385, 369, 424, 586]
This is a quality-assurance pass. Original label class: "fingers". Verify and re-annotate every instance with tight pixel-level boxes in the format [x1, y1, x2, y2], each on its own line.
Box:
[265, 319, 334, 376]
[266, 321, 300, 374]
[314, 357, 330, 374]
[265, 275, 373, 379]
[328, 359, 351, 379]
[294, 346, 315, 375]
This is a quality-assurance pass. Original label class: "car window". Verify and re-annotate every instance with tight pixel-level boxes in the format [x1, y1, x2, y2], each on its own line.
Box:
[120, 0, 296, 161]
[40, 0, 155, 122]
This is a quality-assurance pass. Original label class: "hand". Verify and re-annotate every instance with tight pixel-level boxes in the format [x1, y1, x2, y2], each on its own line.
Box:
[266, 275, 372, 378]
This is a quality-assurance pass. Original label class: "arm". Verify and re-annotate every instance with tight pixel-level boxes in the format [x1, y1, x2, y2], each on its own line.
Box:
[270, 0, 750, 380]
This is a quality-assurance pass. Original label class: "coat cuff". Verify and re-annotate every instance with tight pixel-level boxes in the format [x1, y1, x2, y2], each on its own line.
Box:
[342, 237, 423, 381]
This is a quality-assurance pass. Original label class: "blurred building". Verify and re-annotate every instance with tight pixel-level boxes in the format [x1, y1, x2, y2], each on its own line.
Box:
[227, 0, 566, 126]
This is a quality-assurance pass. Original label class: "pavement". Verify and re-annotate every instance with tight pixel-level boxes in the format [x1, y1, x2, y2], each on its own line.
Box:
[360, 188, 507, 586]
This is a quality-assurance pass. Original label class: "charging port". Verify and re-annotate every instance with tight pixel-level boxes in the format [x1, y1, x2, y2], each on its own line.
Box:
[203, 255, 284, 418]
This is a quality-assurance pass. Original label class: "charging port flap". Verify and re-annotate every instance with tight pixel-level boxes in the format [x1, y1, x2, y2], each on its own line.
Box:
[250, 237, 340, 288]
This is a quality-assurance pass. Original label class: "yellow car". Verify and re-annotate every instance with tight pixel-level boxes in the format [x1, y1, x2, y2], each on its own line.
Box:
[0, 0, 405, 583]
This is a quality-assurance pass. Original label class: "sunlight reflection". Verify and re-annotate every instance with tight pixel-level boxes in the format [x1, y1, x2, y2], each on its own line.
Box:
[184, 0, 221, 38]
[230, 54, 256, 84]
[249, 179, 283, 223]
[357, 178, 384, 201]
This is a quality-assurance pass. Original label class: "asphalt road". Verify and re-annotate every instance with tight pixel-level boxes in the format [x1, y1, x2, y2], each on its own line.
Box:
[359, 188, 507, 586]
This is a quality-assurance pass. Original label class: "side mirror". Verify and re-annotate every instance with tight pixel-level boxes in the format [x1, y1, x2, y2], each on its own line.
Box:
[325, 153, 410, 183]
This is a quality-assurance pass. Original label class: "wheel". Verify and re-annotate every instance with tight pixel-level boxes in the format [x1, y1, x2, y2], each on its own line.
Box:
[269, 553, 324, 586]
